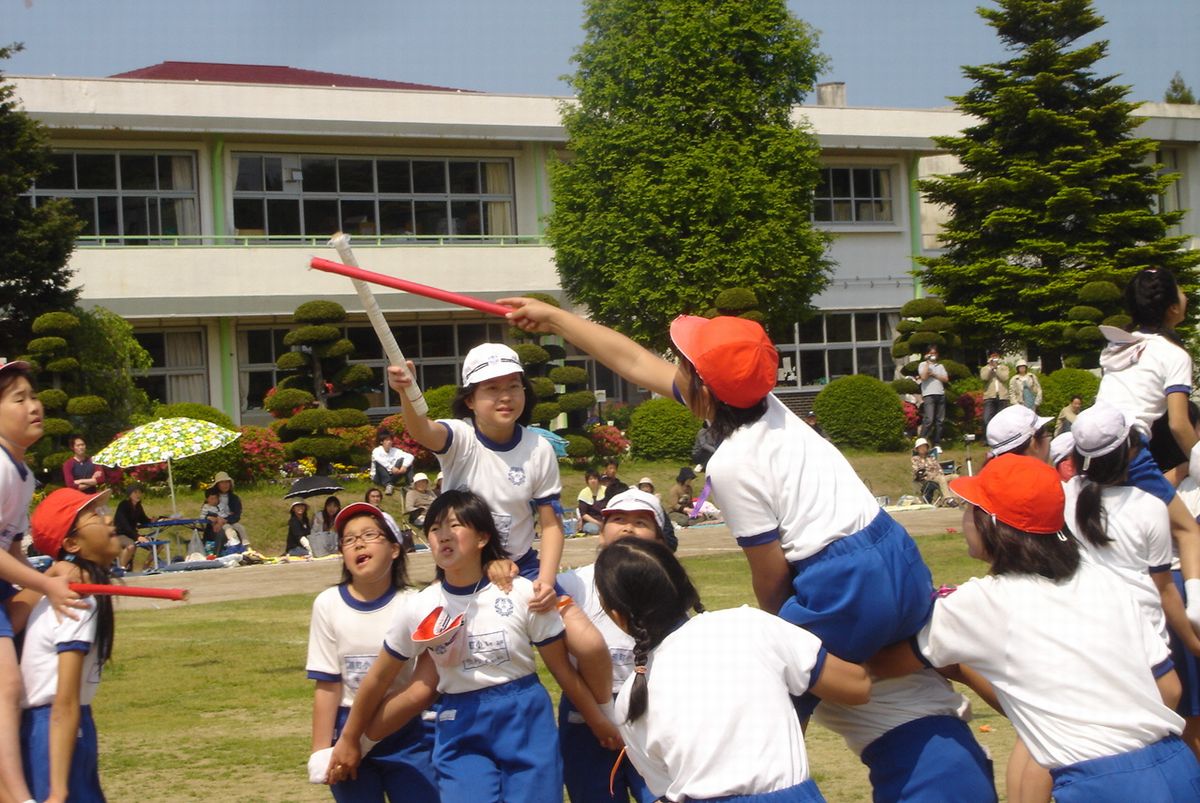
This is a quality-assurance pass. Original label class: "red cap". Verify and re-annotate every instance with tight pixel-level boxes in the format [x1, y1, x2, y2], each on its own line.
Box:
[669, 316, 778, 409]
[31, 488, 111, 558]
[949, 454, 1064, 534]
[332, 502, 394, 539]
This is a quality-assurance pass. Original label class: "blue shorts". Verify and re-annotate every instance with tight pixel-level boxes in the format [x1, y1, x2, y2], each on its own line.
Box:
[1126, 437, 1176, 504]
[330, 705, 437, 803]
[22, 704, 104, 803]
[514, 549, 566, 596]
[693, 779, 825, 802]
[1050, 735, 1200, 802]
[1169, 570, 1200, 718]
[434, 673, 562, 803]
[559, 695, 655, 803]
[860, 715, 996, 802]
[0, 601, 12, 640]
[777, 509, 935, 665]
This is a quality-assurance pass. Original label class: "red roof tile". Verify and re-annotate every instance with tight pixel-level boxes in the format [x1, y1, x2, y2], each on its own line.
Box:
[109, 61, 471, 92]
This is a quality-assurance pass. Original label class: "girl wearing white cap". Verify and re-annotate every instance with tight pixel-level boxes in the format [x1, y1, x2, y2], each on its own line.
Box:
[386, 343, 612, 706]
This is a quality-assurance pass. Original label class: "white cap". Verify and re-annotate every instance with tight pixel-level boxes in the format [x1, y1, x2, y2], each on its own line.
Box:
[637, 476, 654, 487]
[1015, 358, 1028, 368]
[914, 437, 930, 450]
[1071, 402, 1130, 465]
[1048, 432, 1076, 467]
[461, 343, 523, 386]
[601, 488, 667, 531]
[986, 405, 1053, 455]
[412, 472, 429, 484]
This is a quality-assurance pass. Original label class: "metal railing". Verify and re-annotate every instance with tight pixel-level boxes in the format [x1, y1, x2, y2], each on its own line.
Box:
[75, 233, 548, 248]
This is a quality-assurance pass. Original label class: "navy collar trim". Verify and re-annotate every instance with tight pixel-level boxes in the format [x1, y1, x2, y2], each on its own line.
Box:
[443, 577, 489, 596]
[337, 583, 397, 612]
[474, 424, 522, 452]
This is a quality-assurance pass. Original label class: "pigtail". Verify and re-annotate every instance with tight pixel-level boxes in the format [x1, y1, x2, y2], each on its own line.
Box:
[1072, 432, 1138, 548]
[626, 619, 652, 722]
[71, 556, 115, 667]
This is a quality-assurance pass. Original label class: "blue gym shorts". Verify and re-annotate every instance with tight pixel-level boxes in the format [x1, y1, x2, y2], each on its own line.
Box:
[1050, 735, 1200, 802]
[1126, 437, 1176, 504]
[691, 778, 825, 802]
[559, 694, 655, 803]
[22, 704, 104, 803]
[330, 705, 437, 803]
[860, 715, 996, 802]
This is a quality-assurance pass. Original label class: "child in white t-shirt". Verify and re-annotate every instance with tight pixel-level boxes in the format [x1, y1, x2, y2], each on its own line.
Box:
[873, 454, 1200, 802]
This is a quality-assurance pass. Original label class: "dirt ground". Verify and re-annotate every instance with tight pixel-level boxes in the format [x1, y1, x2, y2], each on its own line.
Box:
[114, 506, 963, 610]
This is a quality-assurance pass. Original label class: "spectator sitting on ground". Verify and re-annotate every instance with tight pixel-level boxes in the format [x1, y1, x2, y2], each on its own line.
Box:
[1055, 395, 1083, 436]
[311, 496, 341, 538]
[284, 500, 312, 557]
[209, 471, 249, 553]
[405, 473, 437, 528]
[598, 474, 629, 505]
[637, 476, 660, 500]
[911, 438, 954, 507]
[370, 430, 413, 495]
[200, 488, 238, 554]
[576, 470, 605, 535]
[667, 466, 697, 527]
[62, 433, 104, 494]
[803, 411, 829, 440]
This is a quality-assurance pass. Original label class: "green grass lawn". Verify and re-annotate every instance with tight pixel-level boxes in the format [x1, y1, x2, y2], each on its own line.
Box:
[93, 534, 1012, 802]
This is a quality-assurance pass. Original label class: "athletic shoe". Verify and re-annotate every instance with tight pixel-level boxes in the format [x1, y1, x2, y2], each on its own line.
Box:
[385, 484, 394, 495]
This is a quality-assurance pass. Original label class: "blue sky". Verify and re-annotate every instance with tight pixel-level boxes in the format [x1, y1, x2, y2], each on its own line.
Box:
[3, 0, 1197, 107]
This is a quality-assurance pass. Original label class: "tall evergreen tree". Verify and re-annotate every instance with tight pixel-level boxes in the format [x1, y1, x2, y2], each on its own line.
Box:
[919, 0, 1198, 369]
[1164, 71, 1196, 104]
[0, 44, 82, 357]
[548, 0, 832, 350]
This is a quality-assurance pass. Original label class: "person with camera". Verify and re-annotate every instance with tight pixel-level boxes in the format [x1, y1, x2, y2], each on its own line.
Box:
[979, 349, 1010, 431]
[918, 346, 949, 452]
[911, 437, 954, 506]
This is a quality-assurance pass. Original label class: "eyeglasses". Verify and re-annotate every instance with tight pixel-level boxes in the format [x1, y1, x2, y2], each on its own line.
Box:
[339, 530, 389, 547]
[80, 506, 110, 521]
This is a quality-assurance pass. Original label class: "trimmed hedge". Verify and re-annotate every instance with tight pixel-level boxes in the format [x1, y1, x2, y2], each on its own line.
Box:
[284, 324, 341, 346]
[1102, 314, 1132, 330]
[31, 312, 80, 335]
[557, 389, 596, 413]
[293, 300, 347, 325]
[530, 377, 556, 400]
[563, 434, 596, 459]
[38, 389, 68, 411]
[627, 398, 702, 460]
[548, 365, 590, 387]
[899, 297, 945, 318]
[288, 435, 351, 461]
[266, 388, 315, 416]
[315, 338, 355, 360]
[44, 357, 80, 374]
[1078, 281, 1122, 305]
[890, 378, 919, 395]
[332, 363, 375, 389]
[513, 343, 549, 367]
[275, 351, 308, 371]
[423, 385, 458, 421]
[65, 395, 110, 416]
[812, 375, 906, 451]
[42, 418, 72, 438]
[531, 402, 560, 425]
[1039, 368, 1100, 418]
[714, 287, 758, 312]
[327, 392, 370, 411]
[27, 336, 67, 355]
[1067, 305, 1104, 322]
[916, 316, 954, 333]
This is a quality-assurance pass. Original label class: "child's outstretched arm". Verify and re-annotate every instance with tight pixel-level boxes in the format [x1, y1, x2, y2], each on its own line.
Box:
[329, 649, 407, 781]
[501, 297, 682, 401]
[386, 362, 448, 453]
[0, 548, 83, 621]
[48, 650, 85, 803]
[538, 637, 622, 751]
[311, 681, 340, 753]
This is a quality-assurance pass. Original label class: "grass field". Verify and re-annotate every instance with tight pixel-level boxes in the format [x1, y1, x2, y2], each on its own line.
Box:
[91, 534, 1015, 802]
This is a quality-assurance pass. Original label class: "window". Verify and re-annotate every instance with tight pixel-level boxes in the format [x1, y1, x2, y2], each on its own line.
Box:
[812, 167, 893, 223]
[29, 151, 200, 243]
[133, 330, 209, 404]
[231, 154, 515, 240]
[775, 311, 896, 389]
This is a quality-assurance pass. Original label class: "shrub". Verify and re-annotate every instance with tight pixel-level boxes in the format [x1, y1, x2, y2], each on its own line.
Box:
[1074, 325, 1103, 343]
[328, 392, 369, 411]
[940, 359, 971, 382]
[27, 336, 67, 355]
[40, 450, 73, 480]
[1039, 368, 1100, 418]
[530, 376, 556, 399]
[916, 316, 954, 333]
[956, 390, 984, 436]
[31, 311, 80, 335]
[293, 300, 347, 324]
[627, 398, 702, 460]
[601, 402, 633, 430]
[895, 320, 920, 335]
[332, 363, 375, 389]
[891, 378, 919, 395]
[542, 344, 567, 362]
[891, 340, 916, 359]
[1067, 305, 1104, 322]
[899, 297, 946, 318]
[906, 332, 946, 352]
[284, 324, 341, 346]
[288, 408, 343, 433]
[289, 435, 351, 462]
[265, 388, 315, 417]
[275, 351, 308, 371]
[557, 390, 596, 414]
[329, 425, 376, 453]
[65, 395, 110, 416]
[315, 339, 355, 360]
[1078, 280, 1122, 305]
[548, 365, 590, 387]
[899, 360, 920, 377]
[513, 343, 550, 368]
[587, 424, 630, 458]
[563, 434, 595, 459]
[38, 388, 68, 411]
[714, 287, 758, 313]
[236, 426, 287, 483]
[812, 375, 906, 451]
[423, 385, 458, 420]
[1102, 313, 1132, 330]
[739, 310, 766, 324]
[531, 401, 560, 425]
[275, 374, 312, 392]
[44, 357, 80, 373]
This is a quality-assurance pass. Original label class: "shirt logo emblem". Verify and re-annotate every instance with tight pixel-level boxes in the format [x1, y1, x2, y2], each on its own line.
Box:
[507, 467, 526, 487]
[494, 597, 514, 617]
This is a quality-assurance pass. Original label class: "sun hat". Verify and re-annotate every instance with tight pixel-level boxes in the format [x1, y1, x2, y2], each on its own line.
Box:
[637, 476, 654, 487]
[949, 454, 1065, 534]
[1048, 432, 1076, 467]
[461, 343, 524, 386]
[31, 488, 112, 558]
[986, 405, 1053, 456]
[669, 316, 778, 409]
[1071, 402, 1131, 469]
[412, 472, 430, 484]
[210, 471, 234, 486]
[914, 437, 930, 450]
[1015, 358, 1028, 368]
[601, 488, 667, 532]
[332, 502, 394, 539]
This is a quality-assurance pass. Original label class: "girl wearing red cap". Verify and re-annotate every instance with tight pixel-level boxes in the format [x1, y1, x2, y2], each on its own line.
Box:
[874, 454, 1200, 802]
[16, 488, 122, 802]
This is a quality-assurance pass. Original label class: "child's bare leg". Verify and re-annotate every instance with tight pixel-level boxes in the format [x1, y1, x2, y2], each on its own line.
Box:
[1006, 737, 1051, 803]
[0, 639, 29, 803]
[1183, 716, 1200, 761]
[561, 603, 612, 703]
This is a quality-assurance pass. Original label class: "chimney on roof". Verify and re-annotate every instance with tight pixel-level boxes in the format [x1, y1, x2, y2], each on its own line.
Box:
[815, 82, 846, 107]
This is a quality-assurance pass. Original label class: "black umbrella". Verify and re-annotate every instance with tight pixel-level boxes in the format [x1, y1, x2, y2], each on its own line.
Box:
[284, 476, 344, 500]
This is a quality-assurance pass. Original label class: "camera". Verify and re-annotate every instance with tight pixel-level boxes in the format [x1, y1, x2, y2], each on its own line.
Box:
[964, 434, 976, 443]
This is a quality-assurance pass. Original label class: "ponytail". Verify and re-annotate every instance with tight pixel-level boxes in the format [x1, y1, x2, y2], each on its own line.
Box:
[594, 537, 704, 723]
[1126, 267, 1183, 339]
[1071, 433, 1138, 548]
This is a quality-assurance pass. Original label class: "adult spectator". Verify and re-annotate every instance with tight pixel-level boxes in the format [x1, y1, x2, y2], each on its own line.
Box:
[209, 471, 249, 552]
[911, 438, 953, 506]
[405, 473, 437, 528]
[370, 430, 414, 494]
[917, 346, 949, 450]
[1008, 359, 1043, 411]
[61, 434, 103, 494]
[636, 476, 659, 499]
[978, 349, 1010, 431]
[1055, 395, 1083, 436]
[576, 470, 605, 535]
[803, 411, 829, 440]
[114, 483, 156, 571]
[667, 466, 697, 527]
[600, 461, 622, 497]
[691, 425, 719, 470]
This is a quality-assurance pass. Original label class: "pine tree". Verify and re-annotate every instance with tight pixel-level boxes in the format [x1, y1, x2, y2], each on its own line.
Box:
[919, 0, 1198, 369]
[1164, 71, 1196, 104]
[548, 0, 832, 351]
[0, 44, 82, 357]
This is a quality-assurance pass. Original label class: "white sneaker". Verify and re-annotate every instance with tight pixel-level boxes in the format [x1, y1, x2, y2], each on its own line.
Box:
[384, 484, 394, 495]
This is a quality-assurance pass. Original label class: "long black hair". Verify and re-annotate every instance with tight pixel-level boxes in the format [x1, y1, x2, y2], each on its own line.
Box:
[424, 490, 507, 581]
[973, 506, 1080, 581]
[1149, 400, 1200, 472]
[674, 350, 767, 443]
[337, 508, 410, 590]
[593, 537, 704, 722]
[1126, 267, 1184, 341]
[59, 516, 115, 668]
[1071, 433, 1140, 548]
[450, 373, 538, 427]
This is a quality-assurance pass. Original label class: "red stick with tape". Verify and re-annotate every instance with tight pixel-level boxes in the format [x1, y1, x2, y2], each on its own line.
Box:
[310, 257, 512, 318]
[70, 584, 188, 601]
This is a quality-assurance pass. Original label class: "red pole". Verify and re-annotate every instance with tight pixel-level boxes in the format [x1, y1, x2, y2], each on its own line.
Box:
[70, 584, 188, 601]
[310, 257, 512, 318]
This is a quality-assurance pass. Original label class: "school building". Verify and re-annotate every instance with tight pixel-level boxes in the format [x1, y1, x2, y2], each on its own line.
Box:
[10, 63, 1200, 425]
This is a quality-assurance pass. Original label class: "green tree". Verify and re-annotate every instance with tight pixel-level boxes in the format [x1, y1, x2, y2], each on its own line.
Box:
[0, 44, 83, 357]
[1164, 71, 1196, 104]
[918, 0, 1199, 370]
[548, 0, 832, 351]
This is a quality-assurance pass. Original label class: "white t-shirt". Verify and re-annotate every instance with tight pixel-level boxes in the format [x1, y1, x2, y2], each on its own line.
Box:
[1097, 329, 1192, 438]
[1173, 477, 1200, 570]
[557, 563, 634, 695]
[434, 419, 561, 559]
[22, 596, 101, 708]
[371, 444, 414, 473]
[614, 606, 825, 800]
[306, 585, 417, 708]
[0, 445, 34, 554]
[917, 562, 1181, 768]
[706, 394, 879, 561]
[813, 669, 972, 756]
[1063, 478, 1173, 642]
[383, 576, 563, 695]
